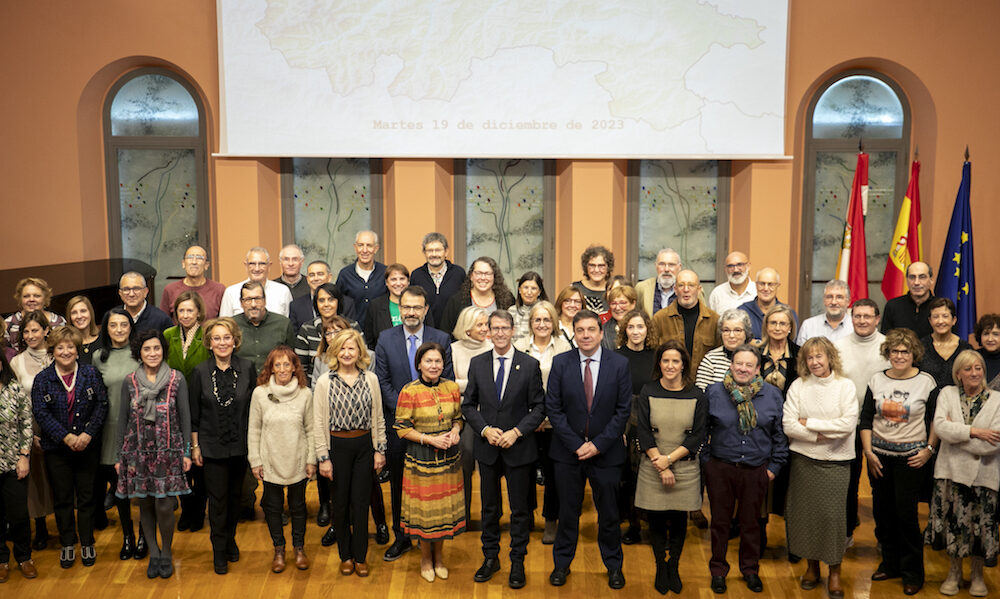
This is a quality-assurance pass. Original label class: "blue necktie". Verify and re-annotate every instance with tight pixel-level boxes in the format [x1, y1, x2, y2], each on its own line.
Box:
[408, 335, 419, 381]
[495, 356, 506, 404]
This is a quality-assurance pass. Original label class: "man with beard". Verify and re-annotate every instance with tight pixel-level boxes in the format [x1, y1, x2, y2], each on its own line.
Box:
[410, 232, 466, 327]
[232, 281, 296, 371]
[702, 345, 787, 594]
[708, 252, 756, 316]
[636, 248, 682, 318]
[738, 268, 798, 339]
[219, 247, 294, 317]
[374, 286, 454, 561]
[796, 280, 854, 344]
[652, 270, 722, 373]
[880, 262, 936, 339]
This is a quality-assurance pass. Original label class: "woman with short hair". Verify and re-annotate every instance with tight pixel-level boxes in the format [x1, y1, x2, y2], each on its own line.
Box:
[115, 329, 192, 579]
[249, 346, 315, 573]
[974, 314, 1000, 390]
[782, 337, 858, 598]
[314, 329, 386, 577]
[31, 326, 108, 569]
[695, 309, 753, 390]
[602, 285, 638, 349]
[924, 350, 1000, 597]
[920, 297, 972, 388]
[3, 278, 66, 349]
[188, 317, 256, 575]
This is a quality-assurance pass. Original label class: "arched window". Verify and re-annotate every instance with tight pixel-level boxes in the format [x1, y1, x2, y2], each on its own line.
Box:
[800, 71, 910, 316]
[104, 68, 209, 288]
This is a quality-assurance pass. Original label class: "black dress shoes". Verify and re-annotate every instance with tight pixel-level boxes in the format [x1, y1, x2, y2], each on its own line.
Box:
[608, 568, 626, 589]
[744, 573, 764, 593]
[621, 527, 641, 545]
[474, 557, 501, 582]
[549, 566, 570, 586]
[375, 523, 390, 545]
[509, 562, 526, 589]
[119, 532, 135, 560]
[316, 503, 331, 527]
[382, 538, 413, 561]
[226, 543, 240, 563]
[711, 575, 727, 594]
[321, 525, 337, 547]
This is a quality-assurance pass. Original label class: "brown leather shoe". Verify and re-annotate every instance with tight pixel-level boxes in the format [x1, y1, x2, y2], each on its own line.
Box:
[294, 547, 309, 570]
[903, 583, 922, 595]
[340, 559, 354, 575]
[271, 545, 286, 573]
[355, 561, 369, 577]
[18, 560, 37, 579]
[0, 563, 8, 583]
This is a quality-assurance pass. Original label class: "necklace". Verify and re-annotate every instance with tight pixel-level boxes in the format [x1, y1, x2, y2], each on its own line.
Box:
[211, 368, 238, 407]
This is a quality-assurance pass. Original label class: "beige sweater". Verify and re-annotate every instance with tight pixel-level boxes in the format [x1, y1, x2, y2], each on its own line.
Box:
[247, 377, 315, 485]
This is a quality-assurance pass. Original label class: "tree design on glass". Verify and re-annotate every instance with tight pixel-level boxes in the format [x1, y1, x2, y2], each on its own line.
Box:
[466, 159, 544, 282]
[293, 158, 371, 268]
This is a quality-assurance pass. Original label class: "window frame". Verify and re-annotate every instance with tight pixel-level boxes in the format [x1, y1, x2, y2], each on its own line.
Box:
[799, 69, 911, 317]
[103, 67, 210, 274]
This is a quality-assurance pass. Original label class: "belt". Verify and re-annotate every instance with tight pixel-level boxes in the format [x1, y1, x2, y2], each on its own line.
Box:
[715, 458, 764, 469]
[330, 429, 369, 439]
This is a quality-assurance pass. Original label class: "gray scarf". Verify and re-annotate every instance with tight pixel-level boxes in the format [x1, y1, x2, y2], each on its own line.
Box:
[135, 362, 171, 422]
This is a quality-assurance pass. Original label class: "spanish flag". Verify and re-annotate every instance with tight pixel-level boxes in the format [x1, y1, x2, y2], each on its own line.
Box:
[881, 161, 922, 300]
[836, 152, 869, 300]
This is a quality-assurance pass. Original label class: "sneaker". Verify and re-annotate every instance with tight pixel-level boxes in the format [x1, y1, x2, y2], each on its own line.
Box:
[81, 545, 97, 567]
[60, 545, 76, 569]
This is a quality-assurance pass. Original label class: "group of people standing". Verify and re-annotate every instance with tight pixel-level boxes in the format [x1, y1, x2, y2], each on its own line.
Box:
[1, 236, 999, 597]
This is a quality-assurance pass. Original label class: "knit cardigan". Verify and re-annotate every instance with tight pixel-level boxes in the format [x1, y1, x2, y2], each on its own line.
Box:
[933, 385, 1000, 491]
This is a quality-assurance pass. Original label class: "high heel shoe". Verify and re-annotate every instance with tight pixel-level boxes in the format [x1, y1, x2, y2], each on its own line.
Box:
[133, 531, 148, 560]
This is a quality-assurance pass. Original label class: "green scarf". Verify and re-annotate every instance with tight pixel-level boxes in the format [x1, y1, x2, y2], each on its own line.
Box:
[723, 370, 763, 435]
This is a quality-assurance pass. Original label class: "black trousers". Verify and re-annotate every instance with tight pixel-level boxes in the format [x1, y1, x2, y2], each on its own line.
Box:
[846, 432, 864, 537]
[261, 479, 307, 548]
[94, 464, 133, 531]
[0, 471, 31, 563]
[647, 509, 688, 562]
[385, 410, 407, 540]
[479, 458, 532, 562]
[870, 453, 926, 586]
[179, 464, 207, 523]
[704, 458, 768, 577]
[44, 444, 100, 546]
[203, 455, 247, 556]
[552, 458, 623, 571]
[330, 434, 374, 562]
[535, 429, 560, 520]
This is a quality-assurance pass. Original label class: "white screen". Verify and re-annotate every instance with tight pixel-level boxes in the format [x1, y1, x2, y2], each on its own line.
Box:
[218, 0, 788, 158]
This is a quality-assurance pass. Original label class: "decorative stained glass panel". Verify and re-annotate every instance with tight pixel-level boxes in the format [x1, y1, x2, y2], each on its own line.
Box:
[810, 150, 896, 315]
[638, 160, 719, 295]
[117, 148, 199, 284]
[465, 159, 545, 286]
[813, 76, 904, 140]
[110, 74, 199, 137]
[291, 158, 373, 269]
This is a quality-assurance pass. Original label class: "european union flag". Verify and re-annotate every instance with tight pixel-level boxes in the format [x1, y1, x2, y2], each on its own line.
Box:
[934, 161, 976, 339]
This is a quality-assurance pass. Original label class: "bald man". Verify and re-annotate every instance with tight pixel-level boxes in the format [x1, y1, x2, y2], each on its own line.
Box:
[737, 268, 798, 339]
[880, 262, 936, 338]
[274, 244, 309, 300]
[652, 269, 721, 372]
[218, 247, 293, 318]
[160, 245, 226, 319]
[708, 252, 756, 315]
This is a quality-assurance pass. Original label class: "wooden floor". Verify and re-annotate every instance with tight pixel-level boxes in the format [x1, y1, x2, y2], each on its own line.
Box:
[3, 476, 997, 598]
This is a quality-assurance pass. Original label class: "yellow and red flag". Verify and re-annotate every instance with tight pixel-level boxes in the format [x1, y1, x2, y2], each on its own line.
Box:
[836, 152, 869, 300]
[881, 160, 922, 300]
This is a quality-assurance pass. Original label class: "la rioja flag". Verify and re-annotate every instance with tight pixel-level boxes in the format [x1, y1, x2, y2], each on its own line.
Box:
[836, 152, 869, 300]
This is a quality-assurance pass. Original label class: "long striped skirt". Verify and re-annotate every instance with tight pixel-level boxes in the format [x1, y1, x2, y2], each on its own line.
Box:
[784, 452, 850, 565]
[401, 441, 466, 541]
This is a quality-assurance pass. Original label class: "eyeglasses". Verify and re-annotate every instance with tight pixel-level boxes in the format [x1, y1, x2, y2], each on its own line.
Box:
[489, 325, 512, 333]
[241, 296, 265, 304]
[400, 304, 425, 312]
[767, 321, 791, 328]
[246, 261, 268, 268]
[210, 335, 234, 343]
[609, 300, 631, 308]
[562, 298, 583, 306]
[587, 263, 608, 270]
[676, 283, 698, 289]
[721, 328, 745, 336]
[756, 282, 778, 289]
[324, 330, 343, 338]
[725, 262, 748, 270]
[889, 349, 912, 356]
[184, 254, 207, 262]
[472, 271, 493, 279]
[119, 286, 146, 294]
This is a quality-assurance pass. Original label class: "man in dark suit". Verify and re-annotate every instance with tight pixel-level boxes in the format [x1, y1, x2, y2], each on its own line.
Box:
[374, 285, 454, 561]
[462, 310, 545, 589]
[546, 309, 632, 590]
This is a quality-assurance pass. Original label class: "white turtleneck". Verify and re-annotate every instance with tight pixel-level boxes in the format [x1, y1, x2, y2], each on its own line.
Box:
[835, 331, 890, 407]
[783, 373, 859, 461]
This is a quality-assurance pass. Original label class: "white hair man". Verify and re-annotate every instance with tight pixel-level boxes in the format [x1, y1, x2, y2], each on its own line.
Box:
[635, 248, 682, 318]
[218, 247, 293, 317]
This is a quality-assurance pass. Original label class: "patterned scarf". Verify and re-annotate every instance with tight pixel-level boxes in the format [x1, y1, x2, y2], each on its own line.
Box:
[723, 370, 763, 435]
[960, 388, 989, 425]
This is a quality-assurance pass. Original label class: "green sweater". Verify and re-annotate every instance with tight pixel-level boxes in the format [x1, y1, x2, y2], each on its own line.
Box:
[94, 347, 140, 464]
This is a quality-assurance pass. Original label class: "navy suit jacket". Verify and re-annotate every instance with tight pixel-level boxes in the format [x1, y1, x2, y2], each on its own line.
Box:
[461, 349, 545, 467]
[374, 324, 454, 413]
[545, 347, 632, 467]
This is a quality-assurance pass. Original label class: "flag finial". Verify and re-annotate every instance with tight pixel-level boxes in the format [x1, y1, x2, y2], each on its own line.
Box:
[914, 144, 919, 161]
[858, 137, 864, 152]
[965, 145, 970, 161]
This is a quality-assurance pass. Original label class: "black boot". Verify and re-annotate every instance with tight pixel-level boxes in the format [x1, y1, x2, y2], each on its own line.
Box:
[666, 558, 682, 593]
[654, 560, 669, 595]
[120, 526, 136, 560]
[31, 517, 48, 551]
[134, 530, 149, 560]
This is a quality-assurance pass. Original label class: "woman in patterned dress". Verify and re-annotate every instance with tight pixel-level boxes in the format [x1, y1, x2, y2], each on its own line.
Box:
[394, 342, 464, 582]
[924, 350, 1000, 597]
[115, 329, 191, 579]
[0, 349, 37, 580]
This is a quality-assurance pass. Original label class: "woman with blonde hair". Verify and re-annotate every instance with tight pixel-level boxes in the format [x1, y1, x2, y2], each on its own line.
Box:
[782, 337, 858, 598]
[4, 278, 66, 349]
[602, 285, 638, 349]
[314, 328, 386, 577]
[925, 350, 1000, 597]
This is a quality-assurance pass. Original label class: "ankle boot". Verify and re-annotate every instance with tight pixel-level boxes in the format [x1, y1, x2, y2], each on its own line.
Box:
[294, 546, 309, 570]
[653, 560, 668, 595]
[970, 556, 988, 597]
[134, 530, 149, 560]
[120, 527, 136, 560]
[271, 545, 286, 573]
[666, 558, 682, 593]
[827, 563, 844, 598]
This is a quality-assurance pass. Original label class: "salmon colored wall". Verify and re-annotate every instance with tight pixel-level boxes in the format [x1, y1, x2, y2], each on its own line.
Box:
[4, 1, 1000, 316]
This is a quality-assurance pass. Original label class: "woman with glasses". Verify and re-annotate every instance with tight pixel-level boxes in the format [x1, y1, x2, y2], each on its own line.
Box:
[553, 286, 585, 347]
[695, 309, 753, 390]
[861, 328, 938, 595]
[602, 285, 638, 350]
[572, 245, 615, 314]
[439, 257, 515, 339]
[188, 317, 256, 575]
[294, 283, 351, 379]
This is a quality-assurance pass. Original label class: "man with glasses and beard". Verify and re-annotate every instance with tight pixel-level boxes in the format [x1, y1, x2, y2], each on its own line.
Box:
[709, 252, 756, 316]
[796, 280, 854, 345]
[636, 248, 682, 318]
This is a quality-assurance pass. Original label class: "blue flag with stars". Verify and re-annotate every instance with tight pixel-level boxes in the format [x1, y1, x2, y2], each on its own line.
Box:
[934, 161, 976, 339]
